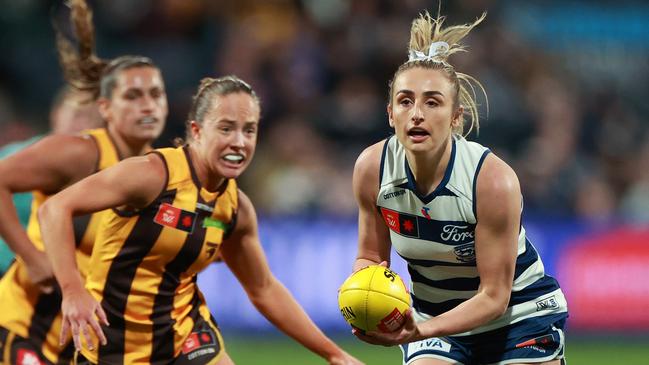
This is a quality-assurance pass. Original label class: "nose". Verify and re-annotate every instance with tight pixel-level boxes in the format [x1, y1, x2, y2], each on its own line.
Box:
[411, 102, 424, 123]
[140, 95, 155, 114]
[231, 131, 245, 148]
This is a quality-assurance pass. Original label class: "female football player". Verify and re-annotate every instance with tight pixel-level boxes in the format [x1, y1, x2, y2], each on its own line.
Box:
[350, 10, 568, 365]
[40, 75, 362, 365]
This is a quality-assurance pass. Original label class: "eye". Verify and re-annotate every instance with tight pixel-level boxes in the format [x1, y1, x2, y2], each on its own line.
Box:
[426, 99, 439, 107]
[124, 91, 139, 100]
[150, 89, 164, 99]
[399, 98, 413, 106]
[245, 127, 257, 135]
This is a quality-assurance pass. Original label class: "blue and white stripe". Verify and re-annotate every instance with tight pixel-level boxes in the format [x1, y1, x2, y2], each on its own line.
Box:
[377, 135, 567, 336]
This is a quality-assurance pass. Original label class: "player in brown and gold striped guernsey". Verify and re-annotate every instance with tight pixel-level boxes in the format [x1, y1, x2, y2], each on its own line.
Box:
[0, 1, 168, 364]
[40, 76, 362, 365]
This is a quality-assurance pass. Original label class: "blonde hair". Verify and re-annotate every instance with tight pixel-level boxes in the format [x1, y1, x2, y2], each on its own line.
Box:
[389, 11, 488, 136]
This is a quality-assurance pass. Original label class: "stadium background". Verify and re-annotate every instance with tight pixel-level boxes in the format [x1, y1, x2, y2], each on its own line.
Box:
[0, 0, 647, 364]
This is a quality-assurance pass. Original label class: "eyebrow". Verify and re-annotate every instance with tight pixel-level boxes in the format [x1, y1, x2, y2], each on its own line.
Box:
[396, 89, 444, 97]
[216, 119, 258, 125]
[123, 86, 164, 92]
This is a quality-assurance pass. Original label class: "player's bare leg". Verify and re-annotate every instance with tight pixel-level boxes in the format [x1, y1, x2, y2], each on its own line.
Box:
[410, 358, 457, 364]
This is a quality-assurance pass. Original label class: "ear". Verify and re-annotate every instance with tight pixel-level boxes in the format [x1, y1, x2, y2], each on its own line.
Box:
[190, 120, 201, 141]
[387, 104, 395, 128]
[451, 105, 464, 129]
[97, 98, 111, 122]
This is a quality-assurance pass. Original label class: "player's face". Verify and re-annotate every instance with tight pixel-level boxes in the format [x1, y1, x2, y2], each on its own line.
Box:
[388, 67, 461, 154]
[193, 92, 260, 180]
[100, 66, 167, 143]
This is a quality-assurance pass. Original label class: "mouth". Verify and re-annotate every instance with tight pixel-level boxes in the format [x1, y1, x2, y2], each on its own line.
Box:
[137, 116, 158, 126]
[407, 127, 429, 138]
[222, 153, 245, 166]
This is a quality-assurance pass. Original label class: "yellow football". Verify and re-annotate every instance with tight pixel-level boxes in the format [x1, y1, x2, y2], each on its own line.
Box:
[338, 265, 410, 332]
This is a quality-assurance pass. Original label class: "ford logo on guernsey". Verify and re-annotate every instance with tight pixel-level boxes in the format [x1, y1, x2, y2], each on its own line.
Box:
[440, 224, 474, 243]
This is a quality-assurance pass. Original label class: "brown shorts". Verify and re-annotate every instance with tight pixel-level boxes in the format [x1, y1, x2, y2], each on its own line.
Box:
[74, 315, 223, 365]
[0, 326, 74, 365]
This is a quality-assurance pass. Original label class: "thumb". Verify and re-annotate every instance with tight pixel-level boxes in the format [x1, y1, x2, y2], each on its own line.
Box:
[404, 309, 417, 330]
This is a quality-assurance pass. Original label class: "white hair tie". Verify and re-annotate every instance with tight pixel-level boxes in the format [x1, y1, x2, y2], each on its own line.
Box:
[408, 41, 449, 63]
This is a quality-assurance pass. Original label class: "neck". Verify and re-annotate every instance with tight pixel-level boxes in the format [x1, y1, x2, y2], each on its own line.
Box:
[188, 144, 226, 192]
[405, 136, 453, 196]
[107, 127, 152, 159]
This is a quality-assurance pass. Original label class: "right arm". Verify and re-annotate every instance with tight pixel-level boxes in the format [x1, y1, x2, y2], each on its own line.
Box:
[0, 135, 96, 289]
[38, 153, 165, 350]
[220, 191, 363, 365]
[352, 142, 392, 272]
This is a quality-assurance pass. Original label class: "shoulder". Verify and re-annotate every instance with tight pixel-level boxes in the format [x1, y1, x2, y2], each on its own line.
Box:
[235, 189, 255, 218]
[353, 139, 388, 206]
[475, 153, 521, 219]
[477, 154, 519, 195]
[227, 189, 257, 238]
[119, 153, 167, 181]
[36, 133, 98, 158]
[102, 153, 168, 208]
[353, 140, 386, 185]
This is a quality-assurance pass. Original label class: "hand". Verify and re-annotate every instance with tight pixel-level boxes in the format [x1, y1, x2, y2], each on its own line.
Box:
[327, 349, 365, 365]
[60, 287, 109, 351]
[24, 250, 56, 294]
[352, 260, 388, 273]
[352, 309, 420, 346]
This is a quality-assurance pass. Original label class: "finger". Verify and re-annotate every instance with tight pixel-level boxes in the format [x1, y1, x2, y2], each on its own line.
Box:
[352, 329, 384, 345]
[80, 323, 96, 351]
[404, 310, 417, 330]
[356, 333, 384, 346]
[71, 321, 82, 350]
[96, 305, 110, 327]
[60, 318, 70, 346]
[88, 317, 107, 347]
[364, 330, 398, 346]
[379, 261, 388, 267]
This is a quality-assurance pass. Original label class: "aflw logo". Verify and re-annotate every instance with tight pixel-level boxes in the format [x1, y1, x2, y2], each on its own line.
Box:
[535, 296, 559, 311]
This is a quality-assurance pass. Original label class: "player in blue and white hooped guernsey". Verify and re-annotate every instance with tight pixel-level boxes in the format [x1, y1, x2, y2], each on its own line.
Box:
[351, 10, 568, 365]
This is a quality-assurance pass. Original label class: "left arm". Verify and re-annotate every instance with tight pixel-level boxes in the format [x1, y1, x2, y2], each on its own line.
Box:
[362, 154, 521, 344]
[220, 190, 363, 365]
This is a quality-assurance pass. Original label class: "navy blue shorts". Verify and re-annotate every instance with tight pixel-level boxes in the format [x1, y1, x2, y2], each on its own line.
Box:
[400, 313, 567, 364]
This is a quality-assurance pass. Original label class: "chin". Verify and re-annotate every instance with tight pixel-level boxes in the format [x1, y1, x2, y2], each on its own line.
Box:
[404, 141, 431, 151]
[132, 131, 161, 143]
[218, 167, 245, 179]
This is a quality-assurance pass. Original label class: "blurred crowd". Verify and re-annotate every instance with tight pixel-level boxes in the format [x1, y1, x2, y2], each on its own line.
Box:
[1, 0, 648, 222]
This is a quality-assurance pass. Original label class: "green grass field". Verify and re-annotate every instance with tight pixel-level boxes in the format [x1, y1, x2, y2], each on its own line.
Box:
[225, 335, 649, 365]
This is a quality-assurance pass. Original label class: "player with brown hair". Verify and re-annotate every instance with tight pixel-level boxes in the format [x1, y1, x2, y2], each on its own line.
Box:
[0, 0, 167, 363]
